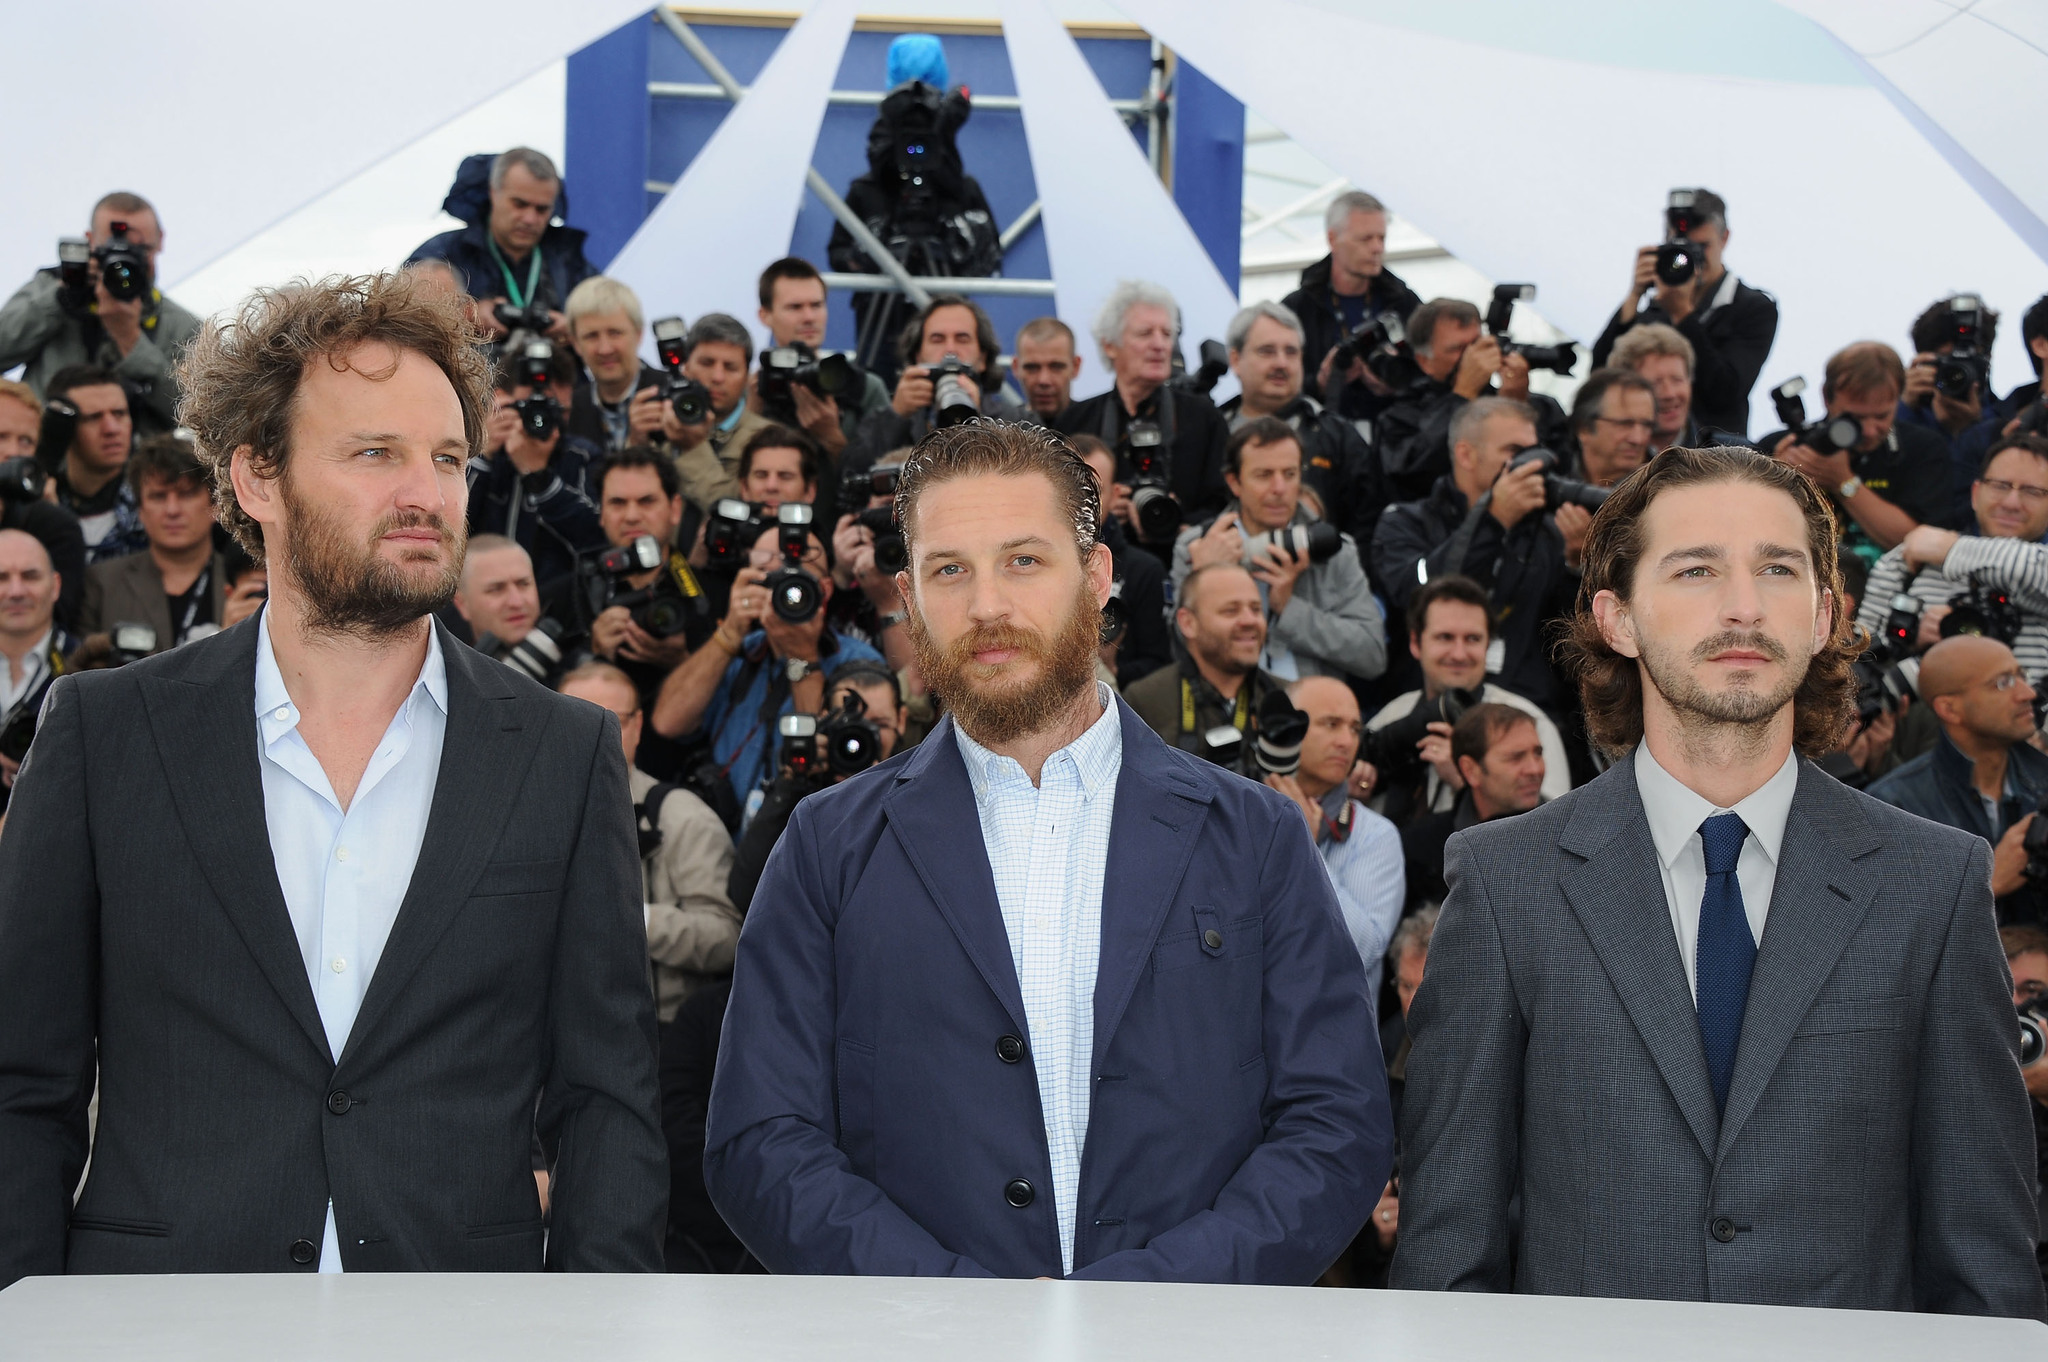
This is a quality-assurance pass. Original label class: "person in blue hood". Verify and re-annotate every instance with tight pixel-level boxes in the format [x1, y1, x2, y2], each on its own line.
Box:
[406, 147, 594, 346]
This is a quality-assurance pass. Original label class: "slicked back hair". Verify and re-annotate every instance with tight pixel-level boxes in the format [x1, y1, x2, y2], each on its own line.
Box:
[176, 272, 491, 561]
[893, 420, 1099, 564]
[1559, 446, 1857, 758]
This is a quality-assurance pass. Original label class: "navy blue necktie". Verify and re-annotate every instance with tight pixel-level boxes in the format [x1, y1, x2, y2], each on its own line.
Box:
[1695, 812, 1756, 1113]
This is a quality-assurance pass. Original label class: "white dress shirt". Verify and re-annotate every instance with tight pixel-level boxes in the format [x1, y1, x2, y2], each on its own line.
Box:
[955, 682, 1122, 1277]
[254, 609, 449, 1272]
[1315, 799, 1406, 1004]
[1634, 743, 1798, 1001]
[2, 628, 53, 715]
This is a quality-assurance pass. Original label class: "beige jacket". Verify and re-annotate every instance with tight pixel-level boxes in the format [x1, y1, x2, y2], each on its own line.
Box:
[672, 404, 771, 515]
[631, 767, 742, 1022]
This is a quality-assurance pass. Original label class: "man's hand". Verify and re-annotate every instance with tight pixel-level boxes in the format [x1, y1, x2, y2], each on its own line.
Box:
[1623, 246, 1658, 319]
[1371, 1181, 1400, 1250]
[1452, 334, 1502, 400]
[792, 386, 847, 456]
[1901, 525, 1960, 573]
[892, 366, 935, 417]
[762, 594, 826, 662]
[486, 398, 520, 455]
[1495, 349, 1531, 402]
[477, 297, 511, 341]
[661, 402, 712, 451]
[1992, 813, 2035, 898]
[723, 567, 768, 640]
[1915, 603, 1952, 650]
[627, 386, 669, 443]
[94, 278, 144, 357]
[222, 572, 268, 629]
[1903, 352, 1938, 408]
[504, 420, 558, 477]
[1772, 433, 1852, 492]
[543, 310, 572, 345]
[591, 604, 636, 660]
[0, 750, 18, 789]
[1488, 456, 1549, 530]
[1932, 386, 1983, 434]
[617, 618, 692, 669]
[1187, 511, 1245, 570]
[1263, 772, 1322, 839]
[1554, 501, 1593, 569]
[1419, 720, 1463, 791]
[1248, 537, 1311, 615]
[832, 512, 875, 586]
[1841, 707, 1898, 774]
[1347, 759, 1378, 802]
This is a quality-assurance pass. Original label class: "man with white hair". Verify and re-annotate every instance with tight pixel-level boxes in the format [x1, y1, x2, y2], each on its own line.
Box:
[564, 276, 665, 453]
[405, 146, 596, 344]
[1283, 190, 1422, 422]
[1053, 280, 1230, 546]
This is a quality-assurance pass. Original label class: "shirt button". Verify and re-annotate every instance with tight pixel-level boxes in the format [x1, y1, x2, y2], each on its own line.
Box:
[273, 707, 290, 722]
[335, 847, 348, 863]
[330, 957, 346, 974]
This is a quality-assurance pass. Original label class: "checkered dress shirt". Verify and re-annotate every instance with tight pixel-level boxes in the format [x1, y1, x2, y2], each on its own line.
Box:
[954, 683, 1123, 1276]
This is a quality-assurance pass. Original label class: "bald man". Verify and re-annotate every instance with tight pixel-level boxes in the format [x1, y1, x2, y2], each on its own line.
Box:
[1869, 635, 2048, 927]
[0, 529, 75, 808]
[453, 535, 543, 650]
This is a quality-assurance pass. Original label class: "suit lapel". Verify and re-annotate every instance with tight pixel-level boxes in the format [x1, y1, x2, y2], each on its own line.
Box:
[141, 620, 332, 1064]
[335, 626, 542, 1068]
[1557, 760, 1720, 1160]
[1090, 703, 1211, 1069]
[881, 717, 1029, 1036]
[1714, 763, 1878, 1160]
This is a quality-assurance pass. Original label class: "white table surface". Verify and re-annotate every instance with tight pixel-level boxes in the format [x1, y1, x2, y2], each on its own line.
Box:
[0, 1273, 2041, 1360]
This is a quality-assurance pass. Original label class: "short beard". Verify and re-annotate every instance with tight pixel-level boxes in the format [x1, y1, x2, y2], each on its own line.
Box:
[907, 578, 1102, 747]
[1638, 627, 1804, 731]
[279, 473, 464, 642]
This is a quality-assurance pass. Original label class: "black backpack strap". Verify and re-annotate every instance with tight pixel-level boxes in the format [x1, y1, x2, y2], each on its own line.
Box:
[636, 781, 683, 858]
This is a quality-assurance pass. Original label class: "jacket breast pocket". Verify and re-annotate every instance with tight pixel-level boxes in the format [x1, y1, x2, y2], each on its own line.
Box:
[1152, 907, 1264, 975]
[469, 858, 567, 900]
[1794, 995, 1905, 1037]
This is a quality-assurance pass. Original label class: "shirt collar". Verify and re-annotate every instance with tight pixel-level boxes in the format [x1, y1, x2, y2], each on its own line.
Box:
[254, 606, 449, 740]
[1634, 741, 1797, 871]
[716, 400, 746, 434]
[955, 681, 1122, 799]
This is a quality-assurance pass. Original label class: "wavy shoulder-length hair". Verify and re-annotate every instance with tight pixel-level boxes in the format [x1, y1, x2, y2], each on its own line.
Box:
[1558, 445, 1860, 758]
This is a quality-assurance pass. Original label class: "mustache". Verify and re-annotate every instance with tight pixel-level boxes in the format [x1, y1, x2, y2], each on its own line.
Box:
[1691, 630, 1788, 665]
[944, 622, 1051, 668]
[378, 509, 453, 541]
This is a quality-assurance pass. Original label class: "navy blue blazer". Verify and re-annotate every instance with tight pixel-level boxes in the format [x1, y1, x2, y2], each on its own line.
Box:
[704, 699, 1392, 1282]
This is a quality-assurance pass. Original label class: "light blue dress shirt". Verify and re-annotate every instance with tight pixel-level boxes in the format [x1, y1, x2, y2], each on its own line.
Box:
[253, 609, 449, 1272]
[954, 683, 1122, 1277]
[1315, 797, 1406, 1003]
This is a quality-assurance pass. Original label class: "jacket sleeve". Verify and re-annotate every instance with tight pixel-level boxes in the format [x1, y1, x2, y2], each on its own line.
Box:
[0, 676, 99, 1290]
[1389, 828, 1527, 1291]
[645, 792, 741, 975]
[672, 437, 740, 517]
[1271, 535, 1387, 680]
[0, 275, 67, 372]
[537, 709, 669, 1271]
[525, 459, 608, 559]
[111, 326, 186, 432]
[1679, 289, 1777, 431]
[1070, 795, 1391, 1283]
[704, 797, 996, 1276]
[1857, 547, 1914, 637]
[1906, 837, 2048, 1321]
[1938, 535, 2048, 617]
[1591, 306, 1631, 370]
[1373, 501, 1506, 612]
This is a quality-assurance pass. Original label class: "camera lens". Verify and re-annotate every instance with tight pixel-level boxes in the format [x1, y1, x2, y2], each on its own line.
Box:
[1654, 241, 1696, 287]
[769, 569, 821, 623]
[1131, 485, 1181, 544]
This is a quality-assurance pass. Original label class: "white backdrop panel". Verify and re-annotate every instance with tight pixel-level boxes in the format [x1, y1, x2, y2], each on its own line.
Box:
[1115, 0, 2048, 418]
[0, 0, 650, 297]
[1000, 0, 1241, 402]
[609, 0, 857, 359]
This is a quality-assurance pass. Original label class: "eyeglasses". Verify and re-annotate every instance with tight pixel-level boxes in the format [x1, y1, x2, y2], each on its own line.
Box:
[1976, 478, 2048, 504]
[1594, 416, 1656, 433]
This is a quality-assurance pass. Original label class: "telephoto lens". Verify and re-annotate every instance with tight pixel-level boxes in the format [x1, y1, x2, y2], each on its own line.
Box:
[1252, 690, 1312, 777]
[2019, 998, 2047, 1068]
[1241, 522, 1341, 568]
[929, 353, 980, 427]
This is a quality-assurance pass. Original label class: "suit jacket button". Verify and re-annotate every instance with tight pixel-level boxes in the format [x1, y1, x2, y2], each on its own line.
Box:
[289, 1238, 317, 1264]
[327, 1090, 352, 1115]
[1709, 1217, 1737, 1244]
[1004, 1179, 1035, 1208]
[997, 1035, 1025, 1064]
[1203, 929, 1224, 950]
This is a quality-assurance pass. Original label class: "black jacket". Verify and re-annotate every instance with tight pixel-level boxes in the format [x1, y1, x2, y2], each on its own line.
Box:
[1373, 380, 1570, 510]
[1594, 274, 1778, 437]
[1054, 385, 1232, 536]
[1102, 514, 1171, 687]
[569, 364, 665, 453]
[0, 618, 667, 1285]
[465, 433, 609, 592]
[1282, 255, 1422, 421]
[1867, 729, 2048, 928]
[1373, 475, 1576, 709]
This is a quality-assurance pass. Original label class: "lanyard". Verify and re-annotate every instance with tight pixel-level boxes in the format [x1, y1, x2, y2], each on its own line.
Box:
[1181, 676, 1249, 736]
[486, 233, 543, 309]
[173, 567, 210, 642]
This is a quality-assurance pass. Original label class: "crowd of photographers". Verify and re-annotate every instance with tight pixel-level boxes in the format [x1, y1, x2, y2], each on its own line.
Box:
[4, 155, 2047, 1283]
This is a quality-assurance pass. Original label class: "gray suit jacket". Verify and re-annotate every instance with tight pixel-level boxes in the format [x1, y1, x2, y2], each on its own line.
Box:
[1391, 754, 2047, 1320]
[0, 617, 667, 1287]
[80, 548, 228, 651]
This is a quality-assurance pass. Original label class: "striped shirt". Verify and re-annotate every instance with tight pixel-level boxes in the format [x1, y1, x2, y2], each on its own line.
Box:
[1857, 536, 2048, 683]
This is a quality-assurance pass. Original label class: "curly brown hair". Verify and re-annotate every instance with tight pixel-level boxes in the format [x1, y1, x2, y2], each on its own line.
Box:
[1559, 445, 1859, 758]
[175, 273, 490, 560]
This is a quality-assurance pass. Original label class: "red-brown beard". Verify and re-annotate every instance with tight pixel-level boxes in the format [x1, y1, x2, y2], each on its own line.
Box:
[279, 471, 465, 641]
[907, 577, 1102, 747]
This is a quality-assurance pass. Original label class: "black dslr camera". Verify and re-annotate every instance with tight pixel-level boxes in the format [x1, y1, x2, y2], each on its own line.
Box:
[1121, 421, 1180, 544]
[493, 299, 552, 335]
[703, 498, 770, 570]
[1932, 294, 1991, 402]
[1939, 571, 2023, 645]
[1484, 285, 1577, 376]
[1770, 377, 1861, 456]
[1241, 522, 1341, 568]
[758, 341, 865, 420]
[924, 352, 980, 428]
[582, 534, 702, 640]
[1172, 339, 1230, 397]
[1505, 447, 1611, 511]
[841, 463, 907, 575]
[1852, 591, 1923, 726]
[1327, 311, 1407, 375]
[511, 340, 562, 441]
[1195, 689, 1312, 778]
[1655, 190, 1710, 287]
[4, 395, 82, 501]
[1362, 685, 1481, 783]
[58, 222, 150, 306]
[763, 503, 822, 623]
[651, 316, 713, 426]
[2018, 997, 2048, 1068]
[778, 691, 885, 789]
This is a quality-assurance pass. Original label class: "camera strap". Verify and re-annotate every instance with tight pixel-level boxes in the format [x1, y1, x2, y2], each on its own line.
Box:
[486, 234, 544, 310]
[1097, 385, 1176, 452]
[1181, 676, 1249, 738]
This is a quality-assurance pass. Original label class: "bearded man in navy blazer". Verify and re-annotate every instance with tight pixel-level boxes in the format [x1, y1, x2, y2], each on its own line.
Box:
[706, 421, 1390, 1281]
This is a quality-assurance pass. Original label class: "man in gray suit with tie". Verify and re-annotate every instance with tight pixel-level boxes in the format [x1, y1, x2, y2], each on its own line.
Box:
[1393, 445, 2047, 1319]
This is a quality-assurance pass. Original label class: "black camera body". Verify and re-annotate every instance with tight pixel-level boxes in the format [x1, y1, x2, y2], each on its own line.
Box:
[1655, 190, 1709, 287]
[763, 503, 822, 623]
[1193, 690, 1312, 779]
[925, 352, 980, 428]
[1485, 285, 1577, 377]
[1362, 685, 1481, 784]
[842, 463, 907, 575]
[1506, 447, 1611, 511]
[493, 299, 552, 335]
[1241, 521, 1341, 568]
[779, 691, 884, 789]
[0, 456, 43, 504]
[1173, 339, 1230, 396]
[95, 223, 151, 303]
[1328, 311, 1407, 374]
[1851, 590, 1923, 726]
[703, 498, 770, 570]
[758, 341, 864, 419]
[583, 534, 702, 640]
[1122, 421, 1180, 544]
[1932, 294, 1990, 402]
[510, 339, 561, 441]
[1939, 571, 2024, 645]
[106, 621, 159, 667]
[2018, 997, 2048, 1068]
[651, 315, 714, 426]
[476, 616, 567, 685]
[1770, 377, 1861, 456]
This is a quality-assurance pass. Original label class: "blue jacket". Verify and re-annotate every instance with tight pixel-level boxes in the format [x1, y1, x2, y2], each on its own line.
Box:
[705, 700, 1393, 1282]
[1866, 728, 2048, 925]
[404, 154, 594, 312]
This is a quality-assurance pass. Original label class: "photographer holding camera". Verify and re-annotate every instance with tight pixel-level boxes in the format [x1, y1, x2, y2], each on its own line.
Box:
[0, 191, 201, 437]
[0, 529, 76, 813]
[1285, 191, 1422, 424]
[1124, 561, 1288, 754]
[42, 364, 146, 563]
[1172, 418, 1385, 686]
[1593, 187, 1777, 435]
[1901, 296, 2002, 443]
[659, 314, 770, 515]
[650, 514, 884, 809]
[564, 277, 665, 453]
[1054, 281, 1231, 543]
[1773, 341, 1960, 557]
[1067, 435, 1169, 686]
[829, 456, 922, 687]
[0, 380, 88, 631]
[1398, 701, 1546, 912]
[1867, 635, 2048, 928]
[843, 293, 1021, 479]
[755, 258, 893, 459]
[1857, 435, 2048, 685]
[404, 148, 593, 344]
[1374, 396, 1582, 711]
[78, 432, 227, 653]
[469, 340, 607, 589]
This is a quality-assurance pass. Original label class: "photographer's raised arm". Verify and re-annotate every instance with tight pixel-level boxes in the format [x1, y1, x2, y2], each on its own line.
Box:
[1932, 533, 2048, 616]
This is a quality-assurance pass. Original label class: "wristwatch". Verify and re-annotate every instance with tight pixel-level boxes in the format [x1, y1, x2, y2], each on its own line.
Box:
[785, 657, 819, 683]
[1837, 474, 1864, 500]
